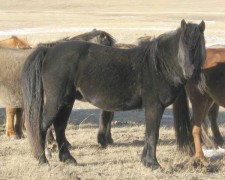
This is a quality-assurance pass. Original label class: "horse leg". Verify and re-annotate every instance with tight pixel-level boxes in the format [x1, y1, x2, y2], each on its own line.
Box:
[141, 103, 163, 169]
[14, 108, 24, 139]
[47, 124, 72, 148]
[201, 119, 217, 149]
[53, 98, 76, 164]
[39, 97, 66, 164]
[5, 107, 16, 138]
[192, 97, 213, 166]
[46, 126, 55, 145]
[208, 103, 224, 146]
[97, 110, 114, 147]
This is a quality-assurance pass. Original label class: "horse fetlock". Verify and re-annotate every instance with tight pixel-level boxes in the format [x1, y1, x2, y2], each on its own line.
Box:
[14, 128, 24, 139]
[6, 130, 16, 137]
[106, 135, 114, 144]
[65, 139, 72, 149]
[141, 148, 160, 170]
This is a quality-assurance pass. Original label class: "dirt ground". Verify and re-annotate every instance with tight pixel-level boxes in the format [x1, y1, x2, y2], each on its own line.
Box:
[1, 0, 225, 179]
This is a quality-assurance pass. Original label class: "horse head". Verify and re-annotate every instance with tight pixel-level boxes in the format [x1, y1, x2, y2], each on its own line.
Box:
[11, 35, 32, 49]
[89, 29, 116, 46]
[178, 20, 206, 89]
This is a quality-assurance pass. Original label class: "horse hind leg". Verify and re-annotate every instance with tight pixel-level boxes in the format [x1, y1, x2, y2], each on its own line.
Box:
[53, 96, 76, 164]
[14, 108, 25, 139]
[5, 107, 17, 138]
[208, 103, 224, 146]
[38, 96, 68, 164]
[97, 110, 114, 147]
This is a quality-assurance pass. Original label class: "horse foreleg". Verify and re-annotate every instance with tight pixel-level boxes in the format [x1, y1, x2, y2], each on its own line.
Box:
[97, 110, 114, 147]
[14, 108, 24, 139]
[141, 103, 163, 170]
[5, 107, 16, 138]
[192, 125, 207, 162]
[208, 103, 224, 146]
[192, 98, 213, 166]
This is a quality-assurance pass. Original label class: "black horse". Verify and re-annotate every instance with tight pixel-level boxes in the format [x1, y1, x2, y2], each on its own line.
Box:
[22, 20, 206, 169]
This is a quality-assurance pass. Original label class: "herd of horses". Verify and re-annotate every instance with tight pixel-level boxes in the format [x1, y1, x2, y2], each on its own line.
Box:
[0, 19, 225, 170]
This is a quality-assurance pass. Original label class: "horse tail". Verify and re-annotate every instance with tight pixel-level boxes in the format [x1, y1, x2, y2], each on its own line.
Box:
[22, 46, 48, 159]
[173, 87, 194, 155]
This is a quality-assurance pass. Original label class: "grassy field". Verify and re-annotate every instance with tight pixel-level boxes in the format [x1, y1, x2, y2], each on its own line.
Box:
[1, 0, 225, 179]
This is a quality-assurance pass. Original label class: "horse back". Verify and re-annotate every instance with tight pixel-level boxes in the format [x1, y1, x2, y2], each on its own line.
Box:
[204, 48, 225, 69]
[42, 41, 144, 111]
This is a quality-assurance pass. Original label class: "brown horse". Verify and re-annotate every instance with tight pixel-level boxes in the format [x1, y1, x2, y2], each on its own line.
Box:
[0, 35, 32, 139]
[200, 46, 225, 149]
[173, 46, 225, 166]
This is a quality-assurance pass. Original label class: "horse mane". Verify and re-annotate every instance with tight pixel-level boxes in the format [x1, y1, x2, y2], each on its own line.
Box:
[67, 29, 116, 46]
[134, 29, 184, 86]
[139, 23, 206, 89]
[38, 29, 116, 48]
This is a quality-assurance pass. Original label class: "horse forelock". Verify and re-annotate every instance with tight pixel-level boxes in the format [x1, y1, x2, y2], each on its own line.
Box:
[175, 23, 207, 91]
[192, 33, 207, 92]
[181, 23, 206, 90]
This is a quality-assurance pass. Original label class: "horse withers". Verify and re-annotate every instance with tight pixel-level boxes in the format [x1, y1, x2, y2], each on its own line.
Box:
[22, 20, 206, 169]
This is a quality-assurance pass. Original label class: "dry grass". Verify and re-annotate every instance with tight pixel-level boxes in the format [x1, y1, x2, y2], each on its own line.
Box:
[1, 104, 225, 179]
[1, 0, 225, 179]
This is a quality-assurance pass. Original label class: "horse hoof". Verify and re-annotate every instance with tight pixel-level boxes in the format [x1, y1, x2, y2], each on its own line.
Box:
[60, 154, 77, 165]
[16, 133, 25, 139]
[142, 160, 161, 170]
[192, 157, 209, 168]
[97, 133, 108, 148]
[39, 156, 49, 165]
[65, 158, 77, 165]
[107, 137, 114, 144]
[141, 156, 161, 170]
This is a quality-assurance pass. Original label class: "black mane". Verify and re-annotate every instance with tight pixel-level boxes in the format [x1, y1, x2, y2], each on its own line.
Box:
[38, 29, 116, 48]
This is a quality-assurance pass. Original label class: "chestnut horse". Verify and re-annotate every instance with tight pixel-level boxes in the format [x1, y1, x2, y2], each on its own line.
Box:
[173, 46, 225, 166]
[0, 35, 32, 138]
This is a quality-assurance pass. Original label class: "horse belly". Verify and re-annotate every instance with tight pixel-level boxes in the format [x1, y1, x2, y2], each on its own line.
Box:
[77, 86, 142, 111]
[0, 86, 23, 108]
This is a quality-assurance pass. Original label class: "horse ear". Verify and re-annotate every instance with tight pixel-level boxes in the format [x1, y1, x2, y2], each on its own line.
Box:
[198, 21, 205, 32]
[181, 19, 187, 30]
